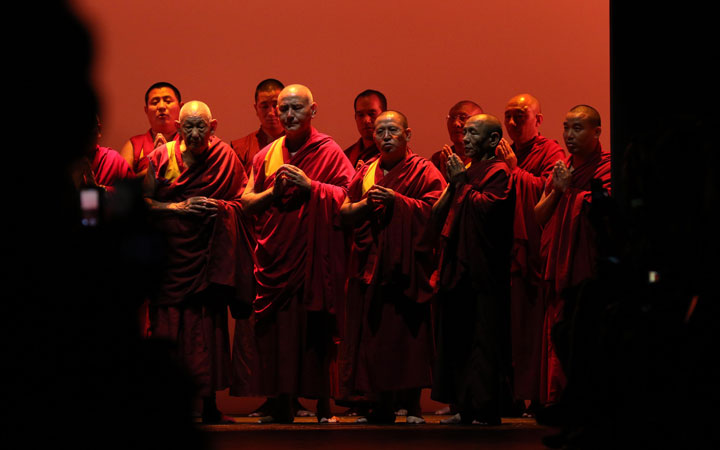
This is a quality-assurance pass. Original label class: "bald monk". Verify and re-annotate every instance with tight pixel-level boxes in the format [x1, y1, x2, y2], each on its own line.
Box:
[430, 101, 484, 179]
[143, 101, 254, 423]
[231, 78, 285, 175]
[497, 93, 565, 412]
[344, 89, 387, 168]
[71, 116, 134, 194]
[121, 82, 183, 179]
[340, 111, 445, 424]
[241, 84, 355, 423]
[534, 105, 611, 405]
[430, 114, 514, 425]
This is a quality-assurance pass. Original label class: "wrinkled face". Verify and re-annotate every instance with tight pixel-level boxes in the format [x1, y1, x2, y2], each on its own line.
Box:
[145, 87, 181, 132]
[255, 89, 281, 131]
[179, 115, 213, 153]
[504, 98, 540, 145]
[354, 95, 384, 142]
[374, 114, 409, 164]
[277, 92, 314, 135]
[563, 112, 599, 155]
[462, 119, 492, 159]
[447, 104, 481, 145]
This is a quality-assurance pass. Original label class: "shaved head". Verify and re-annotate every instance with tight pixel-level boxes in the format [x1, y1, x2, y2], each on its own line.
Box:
[377, 110, 408, 129]
[447, 100, 483, 147]
[504, 93, 543, 146]
[279, 84, 314, 104]
[463, 113, 503, 159]
[255, 78, 284, 102]
[448, 100, 483, 115]
[506, 93, 541, 114]
[468, 113, 503, 137]
[179, 100, 213, 122]
[569, 104, 601, 127]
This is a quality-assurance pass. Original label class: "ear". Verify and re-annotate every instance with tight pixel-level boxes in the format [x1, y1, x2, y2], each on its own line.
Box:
[175, 120, 181, 132]
[209, 119, 218, 135]
[310, 102, 318, 117]
[405, 127, 412, 141]
[535, 112, 544, 126]
[144, 104, 149, 115]
[594, 126, 602, 139]
[488, 131, 501, 148]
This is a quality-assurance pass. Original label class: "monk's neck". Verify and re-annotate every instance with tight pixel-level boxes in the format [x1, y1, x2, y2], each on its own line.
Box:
[261, 125, 284, 142]
[361, 137, 374, 149]
[452, 142, 466, 157]
[570, 143, 600, 168]
[379, 152, 406, 172]
[515, 134, 538, 151]
[285, 128, 312, 153]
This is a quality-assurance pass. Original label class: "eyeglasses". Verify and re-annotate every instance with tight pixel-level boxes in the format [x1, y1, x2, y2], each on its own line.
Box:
[447, 113, 470, 123]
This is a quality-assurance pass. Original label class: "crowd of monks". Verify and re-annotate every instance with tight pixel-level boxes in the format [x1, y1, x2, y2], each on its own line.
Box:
[75, 79, 611, 427]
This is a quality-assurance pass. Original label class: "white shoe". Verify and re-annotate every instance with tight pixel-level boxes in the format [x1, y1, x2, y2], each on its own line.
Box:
[406, 415, 425, 424]
[440, 413, 462, 424]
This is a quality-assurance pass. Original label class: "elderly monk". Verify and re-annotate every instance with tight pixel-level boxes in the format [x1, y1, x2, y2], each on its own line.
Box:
[340, 111, 445, 424]
[344, 89, 387, 169]
[534, 105, 611, 405]
[430, 101, 484, 179]
[497, 93, 566, 412]
[121, 82, 183, 179]
[430, 114, 514, 425]
[231, 78, 285, 175]
[241, 84, 355, 423]
[72, 116, 134, 194]
[143, 100, 254, 424]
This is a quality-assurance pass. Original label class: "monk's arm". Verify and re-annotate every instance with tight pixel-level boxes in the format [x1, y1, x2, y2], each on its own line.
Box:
[340, 195, 372, 226]
[430, 183, 455, 225]
[534, 188, 562, 226]
[240, 168, 277, 215]
[120, 140, 134, 168]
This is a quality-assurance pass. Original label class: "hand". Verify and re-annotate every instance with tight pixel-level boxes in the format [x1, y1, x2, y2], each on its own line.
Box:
[277, 164, 311, 191]
[70, 157, 98, 189]
[367, 185, 395, 207]
[355, 159, 364, 170]
[552, 160, 571, 192]
[172, 196, 218, 217]
[446, 153, 467, 187]
[496, 138, 517, 169]
[154, 132, 168, 148]
[438, 144, 453, 173]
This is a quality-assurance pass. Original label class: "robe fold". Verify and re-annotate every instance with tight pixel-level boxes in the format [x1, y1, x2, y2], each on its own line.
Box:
[340, 152, 445, 396]
[508, 135, 566, 401]
[90, 145, 134, 189]
[431, 158, 513, 420]
[539, 147, 611, 404]
[146, 136, 255, 396]
[231, 128, 278, 176]
[249, 128, 354, 398]
[344, 138, 379, 169]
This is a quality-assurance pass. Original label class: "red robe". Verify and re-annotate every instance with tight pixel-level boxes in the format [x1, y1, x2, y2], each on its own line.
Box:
[145, 136, 255, 396]
[129, 130, 180, 174]
[431, 158, 513, 421]
[344, 138, 379, 169]
[90, 145, 134, 189]
[249, 128, 355, 398]
[508, 135, 566, 401]
[340, 152, 445, 395]
[231, 128, 279, 176]
[539, 146, 611, 404]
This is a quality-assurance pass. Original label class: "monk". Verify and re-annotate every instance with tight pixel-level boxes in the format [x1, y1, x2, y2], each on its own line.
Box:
[231, 78, 285, 175]
[120, 82, 183, 179]
[430, 101, 484, 179]
[72, 116, 134, 194]
[498, 93, 565, 412]
[430, 114, 514, 425]
[340, 111, 445, 424]
[344, 89, 387, 168]
[534, 105, 611, 405]
[143, 101, 254, 423]
[240, 84, 355, 423]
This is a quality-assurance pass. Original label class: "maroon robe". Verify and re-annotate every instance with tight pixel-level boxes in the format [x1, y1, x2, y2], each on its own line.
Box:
[249, 128, 354, 398]
[231, 128, 279, 176]
[539, 146, 611, 404]
[344, 138, 379, 169]
[431, 158, 513, 421]
[90, 145, 134, 190]
[340, 152, 445, 396]
[508, 135, 566, 401]
[145, 136, 255, 396]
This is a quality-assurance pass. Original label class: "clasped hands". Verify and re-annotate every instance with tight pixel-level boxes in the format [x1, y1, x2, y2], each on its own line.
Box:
[172, 196, 218, 218]
[551, 160, 572, 192]
[444, 150, 467, 187]
[273, 164, 312, 198]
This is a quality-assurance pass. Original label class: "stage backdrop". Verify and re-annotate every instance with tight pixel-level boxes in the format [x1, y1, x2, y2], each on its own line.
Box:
[72, 0, 608, 414]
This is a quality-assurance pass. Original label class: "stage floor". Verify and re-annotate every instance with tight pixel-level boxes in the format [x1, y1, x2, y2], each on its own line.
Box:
[200, 416, 551, 449]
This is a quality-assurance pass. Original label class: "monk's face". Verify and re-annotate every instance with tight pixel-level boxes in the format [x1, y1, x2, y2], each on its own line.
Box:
[563, 111, 600, 156]
[504, 96, 541, 146]
[255, 88, 281, 132]
[374, 113, 410, 166]
[179, 114, 216, 154]
[145, 87, 181, 132]
[463, 118, 496, 159]
[277, 91, 315, 136]
[447, 103, 481, 146]
[354, 95, 384, 142]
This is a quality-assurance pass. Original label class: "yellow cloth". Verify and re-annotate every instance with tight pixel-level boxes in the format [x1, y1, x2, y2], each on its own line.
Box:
[264, 137, 286, 178]
[163, 140, 186, 183]
[362, 158, 380, 195]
